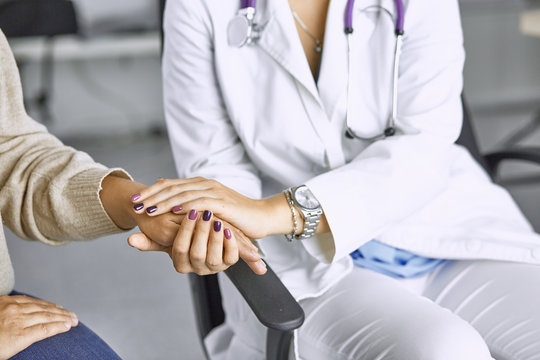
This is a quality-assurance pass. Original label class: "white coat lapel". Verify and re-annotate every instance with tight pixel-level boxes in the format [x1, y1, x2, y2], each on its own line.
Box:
[256, 0, 321, 105]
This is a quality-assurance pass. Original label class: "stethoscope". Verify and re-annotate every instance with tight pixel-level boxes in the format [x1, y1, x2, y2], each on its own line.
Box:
[227, 0, 405, 142]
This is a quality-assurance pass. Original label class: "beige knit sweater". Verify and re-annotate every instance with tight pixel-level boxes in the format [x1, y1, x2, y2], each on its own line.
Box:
[0, 30, 130, 295]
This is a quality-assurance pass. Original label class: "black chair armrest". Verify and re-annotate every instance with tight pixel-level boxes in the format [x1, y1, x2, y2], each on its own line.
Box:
[225, 260, 305, 332]
[484, 147, 540, 175]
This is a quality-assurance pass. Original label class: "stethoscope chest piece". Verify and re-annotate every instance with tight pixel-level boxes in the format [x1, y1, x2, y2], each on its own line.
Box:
[228, 6, 260, 48]
[228, 14, 252, 47]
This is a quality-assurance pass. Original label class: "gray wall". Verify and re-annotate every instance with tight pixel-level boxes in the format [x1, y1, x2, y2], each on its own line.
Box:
[461, 1, 540, 107]
[8, 2, 540, 139]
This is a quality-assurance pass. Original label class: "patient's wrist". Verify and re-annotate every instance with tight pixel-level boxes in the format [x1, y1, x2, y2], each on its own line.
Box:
[100, 175, 145, 230]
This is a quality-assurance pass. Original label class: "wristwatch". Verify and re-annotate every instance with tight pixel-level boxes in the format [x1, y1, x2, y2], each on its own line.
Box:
[288, 185, 323, 240]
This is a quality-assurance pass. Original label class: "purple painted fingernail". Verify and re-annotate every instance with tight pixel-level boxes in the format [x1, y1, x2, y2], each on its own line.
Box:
[130, 193, 141, 202]
[172, 205, 183, 212]
[189, 209, 198, 220]
[213, 220, 222, 232]
[146, 206, 157, 214]
[224, 228, 232, 240]
[133, 203, 144, 211]
[203, 210, 212, 221]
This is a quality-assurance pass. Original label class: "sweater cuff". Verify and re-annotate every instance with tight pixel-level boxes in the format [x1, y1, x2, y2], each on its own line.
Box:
[63, 167, 133, 240]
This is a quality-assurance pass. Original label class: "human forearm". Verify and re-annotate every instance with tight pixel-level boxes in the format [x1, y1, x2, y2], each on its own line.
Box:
[131, 178, 330, 240]
[99, 175, 145, 230]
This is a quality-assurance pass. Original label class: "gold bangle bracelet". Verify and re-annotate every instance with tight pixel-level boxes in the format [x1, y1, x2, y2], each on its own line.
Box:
[283, 189, 298, 242]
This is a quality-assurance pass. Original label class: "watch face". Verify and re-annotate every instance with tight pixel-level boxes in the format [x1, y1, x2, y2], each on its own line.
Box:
[293, 186, 320, 210]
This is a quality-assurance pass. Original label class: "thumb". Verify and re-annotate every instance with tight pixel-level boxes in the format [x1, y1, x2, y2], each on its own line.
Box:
[128, 233, 169, 253]
[244, 259, 267, 275]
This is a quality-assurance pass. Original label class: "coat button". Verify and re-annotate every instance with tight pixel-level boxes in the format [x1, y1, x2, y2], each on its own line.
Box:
[531, 248, 540, 260]
[466, 239, 481, 253]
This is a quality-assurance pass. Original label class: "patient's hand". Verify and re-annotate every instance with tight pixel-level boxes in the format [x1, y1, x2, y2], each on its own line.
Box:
[99, 176, 265, 275]
[0, 295, 79, 360]
[128, 211, 266, 275]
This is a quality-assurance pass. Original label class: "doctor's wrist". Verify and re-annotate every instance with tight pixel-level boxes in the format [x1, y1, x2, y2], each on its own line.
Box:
[260, 193, 305, 237]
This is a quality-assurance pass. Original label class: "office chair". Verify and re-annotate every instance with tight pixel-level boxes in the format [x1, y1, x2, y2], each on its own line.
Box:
[156, 2, 540, 356]
[187, 95, 540, 360]
[0, 0, 79, 123]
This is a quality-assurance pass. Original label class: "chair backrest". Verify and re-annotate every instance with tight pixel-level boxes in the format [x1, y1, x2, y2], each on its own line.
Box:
[456, 95, 491, 175]
[0, 0, 78, 37]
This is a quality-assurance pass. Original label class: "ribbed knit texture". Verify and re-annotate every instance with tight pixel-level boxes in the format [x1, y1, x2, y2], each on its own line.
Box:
[0, 30, 130, 295]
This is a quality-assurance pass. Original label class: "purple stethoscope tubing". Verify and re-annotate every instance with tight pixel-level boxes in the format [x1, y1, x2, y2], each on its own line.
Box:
[344, 0, 405, 141]
[345, 0, 405, 35]
[235, 0, 406, 141]
[241, 0, 256, 8]
[240, 0, 405, 35]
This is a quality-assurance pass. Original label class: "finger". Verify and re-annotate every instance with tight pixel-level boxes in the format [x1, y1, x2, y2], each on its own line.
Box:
[236, 238, 261, 263]
[11, 296, 66, 310]
[169, 197, 227, 219]
[128, 233, 170, 253]
[171, 210, 199, 273]
[131, 178, 213, 215]
[232, 230, 266, 275]
[22, 321, 73, 348]
[21, 311, 77, 328]
[189, 211, 214, 272]
[244, 259, 268, 275]
[228, 226, 258, 251]
[138, 189, 220, 217]
[18, 303, 74, 318]
[129, 177, 206, 203]
[206, 220, 225, 271]
[222, 228, 240, 267]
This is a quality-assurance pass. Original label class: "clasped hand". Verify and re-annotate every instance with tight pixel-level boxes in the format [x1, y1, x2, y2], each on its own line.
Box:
[130, 177, 282, 240]
[126, 179, 267, 276]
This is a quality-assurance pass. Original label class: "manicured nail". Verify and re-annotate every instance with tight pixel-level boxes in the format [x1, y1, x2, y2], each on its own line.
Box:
[189, 209, 198, 220]
[130, 193, 141, 202]
[203, 210, 212, 221]
[64, 322, 72, 329]
[213, 220, 222, 232]
[172, 205, 183, 212]
[133, 203, 144, 211]
[258, 260, 266, 268]
[224, 228, 232, 240]
[71, 313, 78, 323]
[146, 206, 157, 214]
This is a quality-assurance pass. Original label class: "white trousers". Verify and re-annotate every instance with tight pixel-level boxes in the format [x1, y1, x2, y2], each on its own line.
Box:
[296, 260, 540, 360]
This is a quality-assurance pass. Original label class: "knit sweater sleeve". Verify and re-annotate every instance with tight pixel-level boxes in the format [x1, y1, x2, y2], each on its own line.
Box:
[0, 30, 131, 245]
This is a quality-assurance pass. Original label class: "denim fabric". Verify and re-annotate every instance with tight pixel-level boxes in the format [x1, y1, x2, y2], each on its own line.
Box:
[9, 291, 121, 360]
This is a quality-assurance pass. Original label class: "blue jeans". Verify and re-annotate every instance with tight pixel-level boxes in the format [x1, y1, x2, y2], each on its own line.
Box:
[9, 291, 122, 360]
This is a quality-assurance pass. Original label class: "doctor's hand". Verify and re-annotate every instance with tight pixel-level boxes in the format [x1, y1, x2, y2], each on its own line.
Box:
[128, 211, 266, 275]
[100, 175, 181, 247]
[129, 177, 297, 240]
[0, 295, 78, 360]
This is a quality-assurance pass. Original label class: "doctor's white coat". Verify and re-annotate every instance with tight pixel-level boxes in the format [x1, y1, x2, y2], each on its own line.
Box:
[162, 0, 540, 357]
